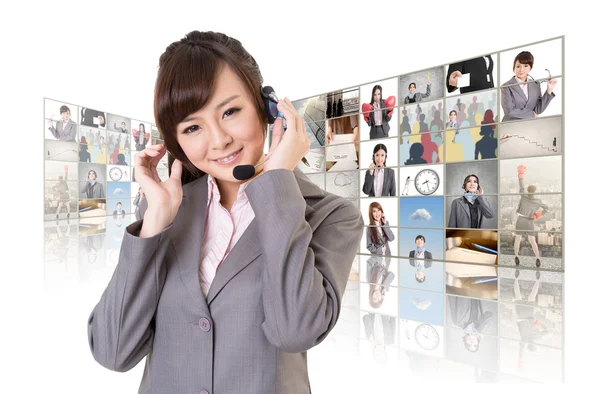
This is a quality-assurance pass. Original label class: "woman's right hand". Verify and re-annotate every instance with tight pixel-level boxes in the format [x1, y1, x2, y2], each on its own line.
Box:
[135, 144, 183, 237]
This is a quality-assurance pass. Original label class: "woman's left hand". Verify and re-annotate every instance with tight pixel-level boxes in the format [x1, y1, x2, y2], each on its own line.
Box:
[547, 78, 557, 94]
[476, 186, 484, 196]
[264, 97, 310, 173]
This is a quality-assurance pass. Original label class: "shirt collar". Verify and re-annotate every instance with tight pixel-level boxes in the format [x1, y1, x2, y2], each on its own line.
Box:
[207, 174, 252, 202]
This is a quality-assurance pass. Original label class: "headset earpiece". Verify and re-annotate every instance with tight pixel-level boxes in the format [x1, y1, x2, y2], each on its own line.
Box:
[261, 86, 280, 125]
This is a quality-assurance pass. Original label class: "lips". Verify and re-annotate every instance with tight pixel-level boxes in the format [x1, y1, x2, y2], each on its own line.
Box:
[213, 148, 242, 164]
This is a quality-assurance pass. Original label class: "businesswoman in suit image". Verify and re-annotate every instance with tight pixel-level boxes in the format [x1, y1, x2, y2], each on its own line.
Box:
[362, 143, 396, 197]
[501, 51, 557, 121]
[448, 174, 495, 229]
[87, 31, 364, 394]
[366, 202, 395, 257]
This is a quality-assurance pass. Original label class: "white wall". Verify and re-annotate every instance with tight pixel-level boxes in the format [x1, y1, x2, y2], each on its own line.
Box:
[1, 0, 596, 392]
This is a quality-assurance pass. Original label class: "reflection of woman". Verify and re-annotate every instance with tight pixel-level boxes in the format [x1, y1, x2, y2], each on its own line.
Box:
[448, 175, 494, 229]
[52, 166, 71, 219]
[366, 202, 395, 256]
[134, 123, 148, 151]
[79, 137, 91, 163]
[362, 144, 396, 197]
[366, 255, 395, 310]
[80, 170, 105, 199]
[501, 51, 557, 121]
[361, 85, 395, 139]
[448, 296, 494, 353]
[514, 165, 549, 267]
[363, 312, 396, 365]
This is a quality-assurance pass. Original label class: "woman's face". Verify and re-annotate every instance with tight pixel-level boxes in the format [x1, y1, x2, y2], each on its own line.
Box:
[374, 149, 386, 166]
[372, 288, 383, 303]
[449, 112, 456, 122]
[465, 176, 479, 192]
[140, 124, 145, 132]
[88, 171, 96, 180]
[373, 89, 381, 102]
[61, 111, 71, 121]
[371, 207, 382, 222]
[409, 84, 416, 93]
[416, 238, 425, 248]
[514, 60, 531, 80]
[176, 65, 265, 184]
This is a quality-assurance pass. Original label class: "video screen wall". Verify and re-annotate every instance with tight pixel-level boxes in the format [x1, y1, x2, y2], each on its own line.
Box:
[291, 37, 563, 273]
[291, 36, 564, 376]
[43, 99, 168, 222]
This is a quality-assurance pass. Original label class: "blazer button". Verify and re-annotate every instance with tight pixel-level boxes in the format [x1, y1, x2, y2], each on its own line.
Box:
[198, 317, 211, 332]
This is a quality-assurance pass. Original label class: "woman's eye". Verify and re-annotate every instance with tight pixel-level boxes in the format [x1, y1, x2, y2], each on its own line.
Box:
[183, 125, 200, 134]
[223, 108, 240, 118]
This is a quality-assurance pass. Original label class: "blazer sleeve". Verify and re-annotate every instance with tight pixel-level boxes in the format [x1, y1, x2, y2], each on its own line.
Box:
[67, 122, 77, 141]
[388, 169, 396, 197]
[404, 96, 409, 105]
[366, 227, 377, 254]
[48, 122, 59, 139]
[382, 222, 395, 242]
[425, 251, 433, 260]
[448, 199, 458, 228]
[423, 84, 431, 100]
[245, 169, 364, 353]
[362, 170, 374, 196]
[87, 221, 174, 372]
[501, 86, 534, 120]
[534, 88, 555, 115]
[478, 196, 495, 219]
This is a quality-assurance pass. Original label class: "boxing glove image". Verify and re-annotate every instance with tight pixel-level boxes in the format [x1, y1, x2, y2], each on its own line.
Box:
[517, 165, 527, 179]
[384, 96, 396, 116]
[362, 103, 373, 123]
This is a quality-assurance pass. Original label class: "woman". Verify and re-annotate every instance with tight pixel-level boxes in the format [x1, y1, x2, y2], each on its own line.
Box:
[362, 143, 396, 196]
[52, 166, 71, 219]
[80, 169, 105, 199]
[448, 174, 495, 229]
[514, 165, 549, 267]
[132, 187, 146, 221]
[366, 202, 395, 256]
[403, 81, 431, 104]
[134, 123, 148, 151]
[366, 255, 395, 310]
[362, 85, 394, 139]
[87, 31, 364, 394]
[501, 51, 557, 121]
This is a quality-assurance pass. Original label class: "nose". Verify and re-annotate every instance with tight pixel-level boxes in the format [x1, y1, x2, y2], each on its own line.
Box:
[208, 122, 233, 149]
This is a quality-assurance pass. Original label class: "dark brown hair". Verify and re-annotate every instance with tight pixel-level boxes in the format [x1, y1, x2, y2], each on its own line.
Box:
[513, 51, 534, 70]
[368, 202, 388, 244]
[154, 31, 268, 185]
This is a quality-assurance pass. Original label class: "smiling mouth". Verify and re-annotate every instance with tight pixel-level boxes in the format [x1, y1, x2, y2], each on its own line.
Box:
[214, 148, 242, 164]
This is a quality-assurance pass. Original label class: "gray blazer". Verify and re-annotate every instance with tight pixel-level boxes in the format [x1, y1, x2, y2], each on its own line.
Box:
[87, 169, 364, 394]
[49, 119, 78, 141]
[362, 167, 396, 196]
[403, 84, 431, 104]
[366, 222, 395, 256]
[448, 196, 494, 229]
[501, 76, 555, 121]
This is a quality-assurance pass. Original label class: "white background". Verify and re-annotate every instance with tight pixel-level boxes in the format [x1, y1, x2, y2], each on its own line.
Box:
[1, 0, 595, 393]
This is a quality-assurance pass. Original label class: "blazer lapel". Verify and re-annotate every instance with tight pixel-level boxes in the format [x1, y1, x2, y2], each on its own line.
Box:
[206, 220, 262, 305]
[458, 198, 470, 220]
[171, 176, 209, 305]
[510, 77, 527, 102]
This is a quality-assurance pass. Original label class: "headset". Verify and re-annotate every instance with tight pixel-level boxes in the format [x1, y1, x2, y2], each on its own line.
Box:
[232, 86, 285, 180]
[372, 143, 388, 168]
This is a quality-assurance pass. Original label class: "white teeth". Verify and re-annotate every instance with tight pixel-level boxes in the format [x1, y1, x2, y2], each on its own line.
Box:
[216, 150, 239, 163]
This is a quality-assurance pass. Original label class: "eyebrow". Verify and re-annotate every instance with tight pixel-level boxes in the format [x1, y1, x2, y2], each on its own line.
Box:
[181, 95, 241, 123]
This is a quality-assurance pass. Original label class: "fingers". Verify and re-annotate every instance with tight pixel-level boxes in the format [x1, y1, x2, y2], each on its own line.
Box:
[269, 118, 284, 154]
[170, 158, 183, 183]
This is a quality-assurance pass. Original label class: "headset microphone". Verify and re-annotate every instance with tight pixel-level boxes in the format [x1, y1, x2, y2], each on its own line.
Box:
[232, 86, 284, 181]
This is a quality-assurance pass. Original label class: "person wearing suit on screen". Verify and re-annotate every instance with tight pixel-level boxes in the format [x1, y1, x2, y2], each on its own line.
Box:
[366, 202, 395, 257]
[448, 296, 494, 353]
[409, 234, 432, 260]
[447, 55, 495, 94]
[404, 81, 431, 104]
[80, 169, 105, 199]
[501, 51, 557, 121]
[81, 107, 106, 128]
[47, 105, 78, 141]
[448, 174, 495, 229]
[362, 312, 396, 365]
[362, 143, 396, 197]
[513, 165, 549, 267]
[87, 31, 364, 394]
[361, 85, 396, 139]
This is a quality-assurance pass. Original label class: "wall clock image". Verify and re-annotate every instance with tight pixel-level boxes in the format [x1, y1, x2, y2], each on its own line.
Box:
[415, 323, 440, 350]
[109, 167, 123, 181]
[414, 168, 440, 195]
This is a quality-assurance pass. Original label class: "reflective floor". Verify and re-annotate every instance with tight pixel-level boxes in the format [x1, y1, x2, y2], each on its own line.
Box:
[44, 215, 564, 388]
